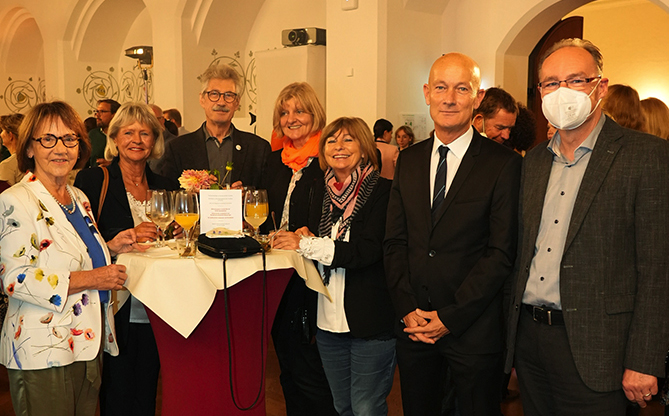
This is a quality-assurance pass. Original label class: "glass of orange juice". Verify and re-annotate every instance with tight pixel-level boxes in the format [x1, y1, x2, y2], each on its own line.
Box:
[173, 190, 199, 258]
[244, 189, 268, 240]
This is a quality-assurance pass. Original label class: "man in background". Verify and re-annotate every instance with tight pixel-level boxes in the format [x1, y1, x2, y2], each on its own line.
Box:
[472, 87, 518, 146]
[164, 108, 189, 136]
[90, 99, 120, 167]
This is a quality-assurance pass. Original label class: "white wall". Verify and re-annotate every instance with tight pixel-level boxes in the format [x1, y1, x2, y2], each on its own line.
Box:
[325, 0, 384, 129]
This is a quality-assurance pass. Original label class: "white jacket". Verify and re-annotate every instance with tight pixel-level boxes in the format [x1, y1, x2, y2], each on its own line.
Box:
[0, 173, 119, 370]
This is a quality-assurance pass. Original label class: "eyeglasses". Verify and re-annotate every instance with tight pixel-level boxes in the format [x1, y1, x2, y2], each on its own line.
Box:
[538, 75, 602, 93]
[33, 134, 80, 148]
[204, 90, 238, 103]
[94, 109, 111, 115]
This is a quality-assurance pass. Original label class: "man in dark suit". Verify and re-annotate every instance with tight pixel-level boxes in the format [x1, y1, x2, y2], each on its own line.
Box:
[157, 63, 270, 188]
[505, 38, 669, 416]
[384, 53, 521, 416]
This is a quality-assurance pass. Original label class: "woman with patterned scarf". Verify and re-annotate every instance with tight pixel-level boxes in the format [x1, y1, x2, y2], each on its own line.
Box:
[260, 83, 337, 415]
[274, 117, 396, 416]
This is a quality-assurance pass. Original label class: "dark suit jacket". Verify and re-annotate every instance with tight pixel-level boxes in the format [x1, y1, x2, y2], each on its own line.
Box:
[156, 122, 270, 189]
[384, 130, 521, 354]
[506, 117, 669, 391]
[324, 178, 395, 339]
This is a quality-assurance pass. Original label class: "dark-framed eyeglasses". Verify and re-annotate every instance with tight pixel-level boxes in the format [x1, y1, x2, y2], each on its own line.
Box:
[537, 75, 602, 93]
[94, 109, 111, 115]
[204, 90, 238, 103]
[33, 134, 80, 148]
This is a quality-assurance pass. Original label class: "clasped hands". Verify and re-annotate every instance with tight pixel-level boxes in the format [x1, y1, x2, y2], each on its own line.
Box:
[403, 309, 450, 344]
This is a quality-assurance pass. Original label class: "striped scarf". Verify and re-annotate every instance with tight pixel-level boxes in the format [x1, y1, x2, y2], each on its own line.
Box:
[319, 162, 379, 284]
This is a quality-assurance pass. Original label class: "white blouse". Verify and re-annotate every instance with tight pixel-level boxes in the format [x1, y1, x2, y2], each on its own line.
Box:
[297, 218, 349, 333]
[126, 191, 151, 324]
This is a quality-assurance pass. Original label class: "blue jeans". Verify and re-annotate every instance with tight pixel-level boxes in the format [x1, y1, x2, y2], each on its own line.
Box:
[316, 329, 396, 416]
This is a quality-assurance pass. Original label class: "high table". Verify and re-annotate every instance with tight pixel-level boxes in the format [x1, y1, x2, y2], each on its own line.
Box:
[116, 246, 329, 416]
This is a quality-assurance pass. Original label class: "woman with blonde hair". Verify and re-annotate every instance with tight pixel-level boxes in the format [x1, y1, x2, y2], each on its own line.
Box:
[260, 82, 337, 415]
[75, 102, 179, 416]
[640, 97, 669, 140]
[395, 125, 415, 151]
[601, 84, 646, 132]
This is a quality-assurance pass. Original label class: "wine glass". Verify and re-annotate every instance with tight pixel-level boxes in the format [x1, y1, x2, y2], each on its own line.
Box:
[145, 190, 154, 222]
[244, 189, 268, 239]
[173, 190, 200, 257]
[148, 190, 173, 248]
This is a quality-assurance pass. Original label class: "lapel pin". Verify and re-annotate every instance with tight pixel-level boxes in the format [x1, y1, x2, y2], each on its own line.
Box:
[236, 145, 242, 151]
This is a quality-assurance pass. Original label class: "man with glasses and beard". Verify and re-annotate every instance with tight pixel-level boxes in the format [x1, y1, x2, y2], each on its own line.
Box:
[90, 99, 120, 167]
[158, 64, 269, 188]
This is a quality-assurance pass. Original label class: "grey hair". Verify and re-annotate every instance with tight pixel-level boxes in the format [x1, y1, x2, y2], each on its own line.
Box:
[199, 63, 243, 95]
[539, 38, 603, 76]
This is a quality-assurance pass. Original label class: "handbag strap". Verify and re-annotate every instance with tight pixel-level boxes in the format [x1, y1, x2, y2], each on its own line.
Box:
[97, 166, 109, 223]
[95, 166, 118, 313]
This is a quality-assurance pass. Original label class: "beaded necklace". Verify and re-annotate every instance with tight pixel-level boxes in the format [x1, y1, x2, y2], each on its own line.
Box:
[50, 187, 76, 214]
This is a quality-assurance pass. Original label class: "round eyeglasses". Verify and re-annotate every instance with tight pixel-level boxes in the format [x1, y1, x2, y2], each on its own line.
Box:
[33, 134, 80, 149]
[204, 90, 238, 103]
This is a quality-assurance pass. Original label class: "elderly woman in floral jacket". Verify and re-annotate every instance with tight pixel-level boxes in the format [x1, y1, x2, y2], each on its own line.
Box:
[0, 101, 139, 416]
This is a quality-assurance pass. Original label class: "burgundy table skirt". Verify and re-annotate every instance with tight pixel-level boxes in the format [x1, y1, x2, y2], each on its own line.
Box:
[146, 268, 293, 416]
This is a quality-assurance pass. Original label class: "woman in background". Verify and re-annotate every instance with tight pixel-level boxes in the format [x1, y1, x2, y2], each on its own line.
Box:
[275, 117, 396, 416]
[0, 113, 26, 185]
[640, 97, 669, 140]
[602, 84, 646, 132]
[260, 82, 337, 416]
[75, 102, 179, 416]
[395, 125, 414, 151]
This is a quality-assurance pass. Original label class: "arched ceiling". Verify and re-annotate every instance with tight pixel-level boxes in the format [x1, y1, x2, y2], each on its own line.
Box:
[65, 0, 147, 62]
[0, 7, 44, 74]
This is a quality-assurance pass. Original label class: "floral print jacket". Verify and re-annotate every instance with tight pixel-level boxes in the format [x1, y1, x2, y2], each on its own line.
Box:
[0, 174, 119, 370]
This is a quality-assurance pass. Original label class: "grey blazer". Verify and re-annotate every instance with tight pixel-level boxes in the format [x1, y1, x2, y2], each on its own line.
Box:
[505, 116, 669, 392]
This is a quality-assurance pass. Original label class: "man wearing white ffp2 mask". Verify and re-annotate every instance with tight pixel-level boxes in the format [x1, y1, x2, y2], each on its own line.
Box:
[541, 75, 602, 130]
[506, 38, 669, 416]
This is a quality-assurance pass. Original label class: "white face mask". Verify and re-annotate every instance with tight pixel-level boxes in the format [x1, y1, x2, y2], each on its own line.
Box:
[541, 80, 602, 131]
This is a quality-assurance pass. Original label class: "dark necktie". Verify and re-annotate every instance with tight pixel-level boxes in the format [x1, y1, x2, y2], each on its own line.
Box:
[431, 145, 448, 222]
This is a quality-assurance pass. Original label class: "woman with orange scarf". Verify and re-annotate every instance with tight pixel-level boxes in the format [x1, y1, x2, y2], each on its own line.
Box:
[260, 82, 336, 416]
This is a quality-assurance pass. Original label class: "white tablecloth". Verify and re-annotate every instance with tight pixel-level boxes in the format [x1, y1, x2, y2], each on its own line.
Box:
[117, 247, 329, 338]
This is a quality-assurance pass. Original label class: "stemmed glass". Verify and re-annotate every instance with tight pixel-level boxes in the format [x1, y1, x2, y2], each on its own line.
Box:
[146, 189, 173, 248]
[173, 190, 200, 257]
[244, 189, 268, 239]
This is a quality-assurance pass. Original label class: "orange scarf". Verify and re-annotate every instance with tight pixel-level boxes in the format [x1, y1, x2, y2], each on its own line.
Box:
[281, 131, 321, 172]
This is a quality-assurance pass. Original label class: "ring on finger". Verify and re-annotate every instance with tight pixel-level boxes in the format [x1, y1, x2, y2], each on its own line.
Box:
[644, 393, 651, 397]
